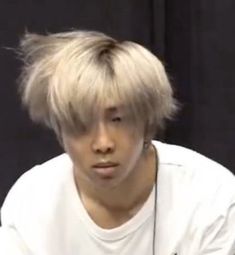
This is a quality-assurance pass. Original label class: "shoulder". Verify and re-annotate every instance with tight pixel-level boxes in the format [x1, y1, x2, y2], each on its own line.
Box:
[1, 153, 73, 224]
[11, 153, 71, 186]
[153, 141, 235, 253]
[4, 153, 72, 196]
[153, 140, 235, 204]
[153, 140, 235, 182]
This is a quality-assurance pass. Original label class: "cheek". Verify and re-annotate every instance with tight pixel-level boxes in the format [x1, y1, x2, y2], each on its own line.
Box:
[63, 139, 86, 165]
[121, 136, 144, 165]
[118, 125, 144, 142]
[117, 128, 144, 151]
[66, 146, 91, 173]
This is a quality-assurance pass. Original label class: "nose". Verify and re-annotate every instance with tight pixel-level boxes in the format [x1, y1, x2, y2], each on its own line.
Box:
[91, 122, 115, 154]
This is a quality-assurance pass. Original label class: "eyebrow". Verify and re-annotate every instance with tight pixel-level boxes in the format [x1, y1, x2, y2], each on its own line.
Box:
[105, 105, 125, 113]
[106, 106, 118, 113]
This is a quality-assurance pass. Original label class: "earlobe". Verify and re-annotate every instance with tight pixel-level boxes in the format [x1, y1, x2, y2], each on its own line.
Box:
[143, 140, 150, 150]
[56, 134, 64, 149]
[56, 130, 66, 149]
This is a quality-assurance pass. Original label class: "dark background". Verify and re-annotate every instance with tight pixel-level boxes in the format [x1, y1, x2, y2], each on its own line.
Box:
[0, 0, 235, 207]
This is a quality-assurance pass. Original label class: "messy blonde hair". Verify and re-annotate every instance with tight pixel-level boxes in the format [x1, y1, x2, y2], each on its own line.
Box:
[19, 30, 178, 139]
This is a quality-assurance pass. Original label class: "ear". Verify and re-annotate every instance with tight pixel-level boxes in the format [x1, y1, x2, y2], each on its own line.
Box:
[144, 121, 154, 142]
[53, 124, 65, 149]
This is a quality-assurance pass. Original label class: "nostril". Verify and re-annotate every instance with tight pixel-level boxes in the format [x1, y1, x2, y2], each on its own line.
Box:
[95, 145, 114, 154]
[92, 137, 115, 154]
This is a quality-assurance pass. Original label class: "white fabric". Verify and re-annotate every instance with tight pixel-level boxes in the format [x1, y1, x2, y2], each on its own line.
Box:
[1, 141, 235, 255]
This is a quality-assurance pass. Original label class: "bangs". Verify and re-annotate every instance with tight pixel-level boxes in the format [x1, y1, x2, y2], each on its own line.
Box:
[47, 53, 144, 134]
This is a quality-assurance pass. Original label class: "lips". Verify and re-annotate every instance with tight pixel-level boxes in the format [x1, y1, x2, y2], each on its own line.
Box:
[93, 162, 119, 168]
[92, 162, 119, 177]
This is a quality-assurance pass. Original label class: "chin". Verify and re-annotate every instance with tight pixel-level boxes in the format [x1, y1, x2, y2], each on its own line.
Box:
[93, 176, 124, 190]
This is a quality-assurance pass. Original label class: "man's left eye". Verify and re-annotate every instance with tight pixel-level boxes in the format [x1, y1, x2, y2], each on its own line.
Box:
[112, 117, 122, 122]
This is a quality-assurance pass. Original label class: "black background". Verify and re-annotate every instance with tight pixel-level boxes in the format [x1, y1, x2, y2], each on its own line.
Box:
[0, 0, 235, 207]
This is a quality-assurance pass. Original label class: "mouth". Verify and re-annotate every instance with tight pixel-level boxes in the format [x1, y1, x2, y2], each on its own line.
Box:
[93, 162, 119, 168]
[92, 162, 119, 177]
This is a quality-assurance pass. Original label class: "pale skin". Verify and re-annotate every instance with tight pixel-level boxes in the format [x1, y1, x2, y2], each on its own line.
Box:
[62, 104, 158, 229]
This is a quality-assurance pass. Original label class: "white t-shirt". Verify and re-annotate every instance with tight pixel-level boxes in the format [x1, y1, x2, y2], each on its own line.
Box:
[1, 141, 235, 255]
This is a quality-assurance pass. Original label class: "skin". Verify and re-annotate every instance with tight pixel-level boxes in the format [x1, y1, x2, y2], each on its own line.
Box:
[62, 104, 157, 228]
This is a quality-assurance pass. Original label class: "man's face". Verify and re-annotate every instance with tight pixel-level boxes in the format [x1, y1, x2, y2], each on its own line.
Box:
[62, 105, 146, 190]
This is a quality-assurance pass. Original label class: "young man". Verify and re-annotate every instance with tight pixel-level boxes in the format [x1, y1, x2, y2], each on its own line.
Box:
[0, 30, 235, 255]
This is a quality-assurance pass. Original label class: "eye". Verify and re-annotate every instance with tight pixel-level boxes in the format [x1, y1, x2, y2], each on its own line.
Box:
[112, 116, 122, 122]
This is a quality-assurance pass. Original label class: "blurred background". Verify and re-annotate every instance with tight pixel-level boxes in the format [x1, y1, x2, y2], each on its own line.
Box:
[0, 0, 235, 207]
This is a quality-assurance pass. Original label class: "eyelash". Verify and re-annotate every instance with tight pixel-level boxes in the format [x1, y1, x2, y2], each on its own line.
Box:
[112, 117, 122, 122]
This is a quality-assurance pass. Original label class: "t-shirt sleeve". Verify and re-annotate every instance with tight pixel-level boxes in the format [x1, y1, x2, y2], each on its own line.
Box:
[0, 170, 34, 255]
[178, 175, 235, 255]
[0, 226, 31, 255]
[199, 191, 235, 254]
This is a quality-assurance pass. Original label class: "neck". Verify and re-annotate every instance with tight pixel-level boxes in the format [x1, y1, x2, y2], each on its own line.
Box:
[75, 144, 158, 213]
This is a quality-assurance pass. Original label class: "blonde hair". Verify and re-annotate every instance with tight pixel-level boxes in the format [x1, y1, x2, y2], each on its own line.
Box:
[19, 30, 178, 139]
